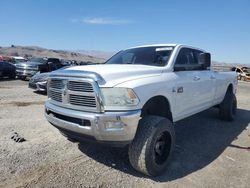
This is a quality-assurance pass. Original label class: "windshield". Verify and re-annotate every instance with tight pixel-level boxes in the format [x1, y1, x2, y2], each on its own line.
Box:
[29, 57, 47, 64]
[106, 46, 174, 66]
[15, 59, 26, 64]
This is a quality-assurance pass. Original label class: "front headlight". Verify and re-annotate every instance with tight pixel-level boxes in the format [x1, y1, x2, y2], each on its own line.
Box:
[101, 88, 139, 107]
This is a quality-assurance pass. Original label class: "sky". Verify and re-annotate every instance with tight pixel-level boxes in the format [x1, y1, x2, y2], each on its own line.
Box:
[0, 0, 249, 64]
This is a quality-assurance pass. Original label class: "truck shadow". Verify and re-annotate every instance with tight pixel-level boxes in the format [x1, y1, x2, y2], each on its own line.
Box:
[0, 77, 16, 81]
[78, 108, 250, 181]
[33, 91, 47, 96]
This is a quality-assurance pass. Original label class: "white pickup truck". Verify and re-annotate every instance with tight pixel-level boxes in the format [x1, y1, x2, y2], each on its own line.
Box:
[44, 44, 238, 176]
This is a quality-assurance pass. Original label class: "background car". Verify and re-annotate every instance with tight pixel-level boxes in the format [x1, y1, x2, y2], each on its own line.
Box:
[15, 57, 64, 80]
[29, 72, 50, 92]
[0, 61, 16, 79]
[29, 65, 71, 93]
[233, 67, 250, 81]
[12, 56, 27, 64]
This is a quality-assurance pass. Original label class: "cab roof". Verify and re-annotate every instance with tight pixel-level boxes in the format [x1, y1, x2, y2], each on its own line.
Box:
[127, 44, 178, 50]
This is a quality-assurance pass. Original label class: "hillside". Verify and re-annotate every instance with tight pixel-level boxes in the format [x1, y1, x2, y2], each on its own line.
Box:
[0, 45, 248, 70]
[76, 50, 115, 60]
[0, 45, 107, 63]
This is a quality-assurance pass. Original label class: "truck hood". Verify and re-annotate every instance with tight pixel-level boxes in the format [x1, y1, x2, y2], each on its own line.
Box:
[51, 64, 163, 87]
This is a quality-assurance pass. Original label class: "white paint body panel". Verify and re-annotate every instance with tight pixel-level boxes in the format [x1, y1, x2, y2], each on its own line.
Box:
[60, 44, 238, 122]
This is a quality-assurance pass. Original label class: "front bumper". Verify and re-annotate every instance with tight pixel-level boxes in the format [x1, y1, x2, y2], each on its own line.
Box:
[29, 81, 47, 92]
[45, 101, 141, 144]
[16, 69, 38, 77]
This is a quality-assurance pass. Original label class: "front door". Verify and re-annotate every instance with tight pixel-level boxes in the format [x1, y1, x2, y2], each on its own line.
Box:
[173, 48, 214, 121]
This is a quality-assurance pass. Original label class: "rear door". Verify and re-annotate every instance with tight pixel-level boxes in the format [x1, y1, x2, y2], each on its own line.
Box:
[192, 49, 216, 108]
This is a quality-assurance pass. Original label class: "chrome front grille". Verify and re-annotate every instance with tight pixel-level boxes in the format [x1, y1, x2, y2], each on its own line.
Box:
[69, 94, 96, 107]
[48, 78, 101, 112]
[68, 81, 94, 92]
[15, 64, 38, 71]
[50, 80, 64, 89]
[49, 90, 62, 102]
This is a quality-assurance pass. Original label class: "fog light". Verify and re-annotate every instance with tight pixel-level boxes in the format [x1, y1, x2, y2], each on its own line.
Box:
[104, 121, 126, 130]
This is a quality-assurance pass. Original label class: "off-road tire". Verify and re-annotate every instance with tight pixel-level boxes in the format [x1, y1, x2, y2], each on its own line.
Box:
[219, 91, 237, 121]
[128, 116, 175, 177]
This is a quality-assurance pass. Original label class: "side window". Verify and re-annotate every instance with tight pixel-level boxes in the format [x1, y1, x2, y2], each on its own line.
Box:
[192, 49, 203, 64]
[175, 48, 195, 65]
[49, 62, 57, 71]
[175, 48, 205, 71]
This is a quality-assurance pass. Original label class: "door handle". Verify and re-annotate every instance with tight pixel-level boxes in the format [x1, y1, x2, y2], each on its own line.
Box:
[193, 76, 200, 81]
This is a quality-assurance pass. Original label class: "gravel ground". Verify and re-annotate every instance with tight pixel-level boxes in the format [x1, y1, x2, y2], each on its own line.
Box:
[0, 79, 249, 188]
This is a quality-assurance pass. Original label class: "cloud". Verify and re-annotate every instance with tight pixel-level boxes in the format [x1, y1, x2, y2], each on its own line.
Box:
[81, 17, 133, 25]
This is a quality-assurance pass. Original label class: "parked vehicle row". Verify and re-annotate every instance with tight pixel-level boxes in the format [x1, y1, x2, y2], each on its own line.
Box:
[0, 55, 27, 64]
[0, 55, 76, 95]
[15, 57, 64, 80]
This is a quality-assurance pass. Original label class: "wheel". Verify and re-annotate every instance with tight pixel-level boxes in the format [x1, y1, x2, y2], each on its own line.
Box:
[19, 76, 26, 80]
[219, 91, 237, 121]
[128, 116, 175, 177]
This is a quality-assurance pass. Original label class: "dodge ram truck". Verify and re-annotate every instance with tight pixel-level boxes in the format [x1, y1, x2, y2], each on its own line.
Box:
[44, 44, 238, 176]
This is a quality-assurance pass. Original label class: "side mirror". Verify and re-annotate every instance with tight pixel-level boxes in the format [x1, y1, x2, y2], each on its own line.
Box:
[198, 53, 211, 70]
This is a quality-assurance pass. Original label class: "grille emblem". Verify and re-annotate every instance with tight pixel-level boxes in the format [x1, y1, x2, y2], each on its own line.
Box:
[63, 89, 67, 96]
[62, 80, 68, 99]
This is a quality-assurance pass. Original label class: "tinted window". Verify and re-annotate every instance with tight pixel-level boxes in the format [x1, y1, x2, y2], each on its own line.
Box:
[174, 48, 206, 71]
[106, 46, 174, 66]
[48, 58, 60, 64]
[175, 48, 195, 65]
[29, 57, 47, 64]
[192, 49, 203, 64]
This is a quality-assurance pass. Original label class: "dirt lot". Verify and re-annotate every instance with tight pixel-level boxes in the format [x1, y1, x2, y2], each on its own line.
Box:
[0, 79, 249, 188]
